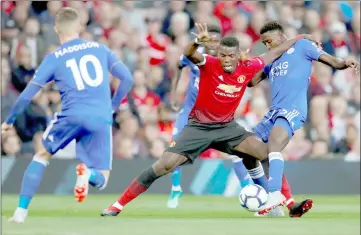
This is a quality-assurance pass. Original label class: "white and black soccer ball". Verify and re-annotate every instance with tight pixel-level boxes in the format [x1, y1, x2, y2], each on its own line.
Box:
[239, 184, 268, 212]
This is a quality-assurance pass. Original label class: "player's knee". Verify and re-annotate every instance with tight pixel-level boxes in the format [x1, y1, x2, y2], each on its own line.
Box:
[36, 148, 52, 161]
[156, 152, 186, 174]
[269, 119, 291, 150]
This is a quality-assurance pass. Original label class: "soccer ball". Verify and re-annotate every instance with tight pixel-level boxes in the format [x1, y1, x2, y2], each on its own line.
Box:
[239, 184, 268, 212]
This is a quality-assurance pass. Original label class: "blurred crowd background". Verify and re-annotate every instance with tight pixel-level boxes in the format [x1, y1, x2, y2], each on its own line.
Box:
[1, 1, 360, 162]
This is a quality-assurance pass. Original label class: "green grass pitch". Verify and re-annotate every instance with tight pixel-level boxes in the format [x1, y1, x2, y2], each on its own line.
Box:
[2, 194, 360, 235]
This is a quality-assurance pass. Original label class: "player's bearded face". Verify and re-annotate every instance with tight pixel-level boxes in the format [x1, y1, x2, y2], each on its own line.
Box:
[218, 46, 239, 73]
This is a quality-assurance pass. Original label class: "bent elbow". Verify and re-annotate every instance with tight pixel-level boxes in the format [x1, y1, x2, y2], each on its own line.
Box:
[125, 75, 134, 88]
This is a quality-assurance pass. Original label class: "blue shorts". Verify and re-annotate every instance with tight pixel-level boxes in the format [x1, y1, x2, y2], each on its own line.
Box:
[253, 108, 305, 143]
[172, 106, 192, 139]
[42, 113, 113, 170]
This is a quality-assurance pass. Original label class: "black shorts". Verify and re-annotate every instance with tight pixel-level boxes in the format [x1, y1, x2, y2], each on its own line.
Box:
[166, 118, 254, 164]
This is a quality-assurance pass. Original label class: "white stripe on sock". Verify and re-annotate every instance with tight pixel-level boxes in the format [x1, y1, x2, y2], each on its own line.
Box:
[269, 152, 284, 162]
[112, 201, 124, 210]
[98, 177, 108, 191]
[248, 165, 265, 179]
[286, 198, 295, 206]
[171, 185, 182, 191]
[33, 155, 49, 166]
[248, 167, 264, 175]
[230, 155, 242, 163]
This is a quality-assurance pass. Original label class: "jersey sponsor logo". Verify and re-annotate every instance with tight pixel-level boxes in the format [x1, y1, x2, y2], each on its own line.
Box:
[217, 84, 242, 93]
[216, 84, 242, 98]
[270, 61, 289, 79]
[237, 75, 246, 83]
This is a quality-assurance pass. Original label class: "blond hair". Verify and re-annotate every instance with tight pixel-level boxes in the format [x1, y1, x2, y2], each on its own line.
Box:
[55, 7, 80, 36]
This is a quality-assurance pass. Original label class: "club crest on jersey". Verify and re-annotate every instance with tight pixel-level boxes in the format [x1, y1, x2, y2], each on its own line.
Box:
[217, 84, 241, 94]
[169, 141, 176, 147]
[287, 48, 294, 54]
[237, 75, 246, 83]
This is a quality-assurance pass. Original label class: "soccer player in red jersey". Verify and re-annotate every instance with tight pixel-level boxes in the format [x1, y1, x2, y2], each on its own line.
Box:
[101, 23, 320, 216]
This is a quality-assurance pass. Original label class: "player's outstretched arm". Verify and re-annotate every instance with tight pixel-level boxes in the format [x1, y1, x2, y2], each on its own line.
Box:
[184, 23, 212, 65]
[248, 71, 268, 87]
[260, 34, 321, 65]
[3, 55, 54, 127]
[4, 83, 42, 125]
[318, 53, 359, 72]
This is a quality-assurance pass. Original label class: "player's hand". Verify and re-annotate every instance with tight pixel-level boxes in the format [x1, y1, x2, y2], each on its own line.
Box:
[301, 34, 322, 48]
[346, 59, 360, 74]
[191, 23, 213, 43]
[239, 48, 250, 62]
[1, 122, 13, 135]
[170, 93, 181, 112]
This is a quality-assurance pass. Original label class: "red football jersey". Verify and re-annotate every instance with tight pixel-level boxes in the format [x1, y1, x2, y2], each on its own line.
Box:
[190, 55, 265, 123]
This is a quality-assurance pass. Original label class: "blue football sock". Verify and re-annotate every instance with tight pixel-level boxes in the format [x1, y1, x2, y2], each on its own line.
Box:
[232, 158, 251, 188]
[268, 152, 284, 192]
[89, 169, 106, 189]
[248, 163, 268, 193]
[171, 166, 182, 191]
[18, 156, 48, 209]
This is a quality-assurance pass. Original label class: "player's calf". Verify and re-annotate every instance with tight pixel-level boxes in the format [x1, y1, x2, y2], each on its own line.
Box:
[101, 152, 188, 216]
[9, 149, 51, 223]
[243, 158, 268, 192]
[233, 136, 269, 190]
[267, 120, 290, 193]
[230, 156, 252, 188]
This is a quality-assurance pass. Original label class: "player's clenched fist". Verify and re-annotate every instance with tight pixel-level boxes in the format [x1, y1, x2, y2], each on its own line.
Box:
[192, 23, 213, 43]
[1, 122, 13, 135]
[345, 59, 360, 74]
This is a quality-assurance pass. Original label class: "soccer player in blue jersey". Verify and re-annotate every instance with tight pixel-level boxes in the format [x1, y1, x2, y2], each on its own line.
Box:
[167, 25, 252, 208]
[2, 7, 134, 223]
[247, 21, 359, 216]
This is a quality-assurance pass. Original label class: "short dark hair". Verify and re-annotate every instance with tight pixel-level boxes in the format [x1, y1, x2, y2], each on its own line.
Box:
[207, 24, 221, 34]
[220, 36, 239, 48]
[260, 21, 284, 34]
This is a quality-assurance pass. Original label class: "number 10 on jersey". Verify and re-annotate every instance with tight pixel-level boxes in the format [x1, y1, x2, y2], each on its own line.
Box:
[66, 54, 104, 90]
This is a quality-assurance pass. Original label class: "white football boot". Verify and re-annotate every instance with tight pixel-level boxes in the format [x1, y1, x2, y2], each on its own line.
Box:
[74, 163, 90, 202]
[8, 207, 28, 223]
[258, 191, 286, 216]
[255, 206, 285, 217]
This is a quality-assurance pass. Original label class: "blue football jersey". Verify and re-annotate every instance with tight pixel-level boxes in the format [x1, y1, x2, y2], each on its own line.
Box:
[179, 55, 200, 109]
[263, 39, 325, 118]
[32, 38, 118, 124]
